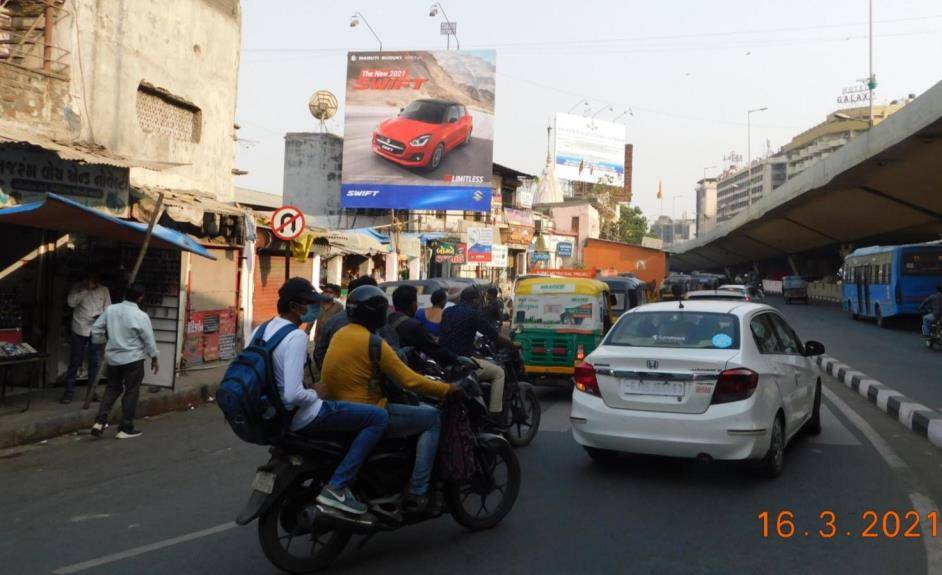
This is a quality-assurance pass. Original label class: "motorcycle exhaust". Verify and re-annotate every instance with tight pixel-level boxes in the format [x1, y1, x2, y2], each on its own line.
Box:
[302, 504, 376, 535]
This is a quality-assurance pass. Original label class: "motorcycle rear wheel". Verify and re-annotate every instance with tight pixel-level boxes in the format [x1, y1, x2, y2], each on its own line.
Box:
[504, 384, 540, 447]
[447, 438, 521, 530]
[257, 474, 351, 574]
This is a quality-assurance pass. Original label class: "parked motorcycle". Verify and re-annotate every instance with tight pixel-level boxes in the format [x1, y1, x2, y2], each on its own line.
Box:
[236, 376, 520, 574]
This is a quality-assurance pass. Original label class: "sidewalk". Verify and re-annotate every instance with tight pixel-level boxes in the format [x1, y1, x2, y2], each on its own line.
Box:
[0, 365, 225, 449]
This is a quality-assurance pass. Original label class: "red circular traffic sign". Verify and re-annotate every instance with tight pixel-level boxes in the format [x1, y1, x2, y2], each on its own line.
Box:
[271, 206, 306, 241]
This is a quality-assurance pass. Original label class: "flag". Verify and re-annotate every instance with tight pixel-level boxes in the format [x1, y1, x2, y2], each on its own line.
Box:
[657, 179, 663, 200]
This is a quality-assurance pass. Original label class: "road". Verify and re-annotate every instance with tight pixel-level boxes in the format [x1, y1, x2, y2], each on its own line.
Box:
[342, 106, 493, 185]
[2, 361, 940, 574]
[764, 296, 942, 412]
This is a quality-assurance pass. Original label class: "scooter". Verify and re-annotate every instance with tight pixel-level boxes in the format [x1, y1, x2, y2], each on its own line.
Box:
[236, 375, 521, 574]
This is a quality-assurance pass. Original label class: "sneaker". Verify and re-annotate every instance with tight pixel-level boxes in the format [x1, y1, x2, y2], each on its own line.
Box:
[90, 422, 105, 438]
[316, 486, 367, 515]
[403, 493, 430, 515]
[116, 427, 142, 439]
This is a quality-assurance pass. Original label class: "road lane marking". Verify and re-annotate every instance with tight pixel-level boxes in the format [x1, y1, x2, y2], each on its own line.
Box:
[52, 521, 237, 574]
[824, 386, 942, 573]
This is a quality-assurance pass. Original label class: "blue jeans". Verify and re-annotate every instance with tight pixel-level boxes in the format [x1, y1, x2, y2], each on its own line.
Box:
[923, 313, 936, 337]
[64, 331, 103, 396]
[386, 403, 441, 496]
[299, 401, 389, 490]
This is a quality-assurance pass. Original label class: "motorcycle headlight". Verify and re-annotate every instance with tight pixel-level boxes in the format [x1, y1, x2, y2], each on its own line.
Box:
[410, 134, 432, 147]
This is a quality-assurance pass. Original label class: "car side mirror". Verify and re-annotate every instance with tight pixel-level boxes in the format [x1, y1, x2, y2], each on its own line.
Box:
[804, 340, 825, 356]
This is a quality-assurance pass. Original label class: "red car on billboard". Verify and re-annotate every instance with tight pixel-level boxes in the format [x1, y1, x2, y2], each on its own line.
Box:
[372, 98, 473, 171]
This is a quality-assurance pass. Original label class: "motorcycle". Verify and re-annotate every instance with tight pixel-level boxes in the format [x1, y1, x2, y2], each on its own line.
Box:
[237, 375, 521, 574]
[925, 320, 942, 350]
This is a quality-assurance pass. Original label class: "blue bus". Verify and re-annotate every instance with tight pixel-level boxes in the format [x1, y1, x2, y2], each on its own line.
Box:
[841, 242, 942, 327]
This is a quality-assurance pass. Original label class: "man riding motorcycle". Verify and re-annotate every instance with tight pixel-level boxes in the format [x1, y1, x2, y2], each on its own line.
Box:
[439, 286, 516, 420]
[320, 285, 460, 514]
[920, 284, 942, 338]
[313, 275, 397, 370]
[389, 284, 458, 369]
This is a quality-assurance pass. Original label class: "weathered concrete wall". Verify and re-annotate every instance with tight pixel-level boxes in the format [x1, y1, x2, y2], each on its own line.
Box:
[0, 63, 70, 133]
[283, 132, 388, 228]
[67, 0, 241, 201]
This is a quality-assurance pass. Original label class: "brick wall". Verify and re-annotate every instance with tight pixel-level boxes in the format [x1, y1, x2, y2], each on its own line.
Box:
[0, 62, 69, 133]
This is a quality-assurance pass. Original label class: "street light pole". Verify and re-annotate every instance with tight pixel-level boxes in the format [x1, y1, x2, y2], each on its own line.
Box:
[349, 11, 382, 51]
[429, 3, 459, 50]
[868, 0, 875, 127]
[746, 106, 768, 206]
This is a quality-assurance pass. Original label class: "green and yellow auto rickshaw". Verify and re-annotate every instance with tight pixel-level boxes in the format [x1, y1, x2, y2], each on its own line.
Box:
[511, 277, 614, 386]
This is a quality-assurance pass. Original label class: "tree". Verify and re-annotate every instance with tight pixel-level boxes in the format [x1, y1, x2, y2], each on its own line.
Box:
[588, 177, 621, 240]
[615, 205, 655, 245]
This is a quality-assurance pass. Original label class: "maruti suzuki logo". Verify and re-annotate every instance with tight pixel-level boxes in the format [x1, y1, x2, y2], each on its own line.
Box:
[646, 360, 659, 369]
[473, 190, 484, 202]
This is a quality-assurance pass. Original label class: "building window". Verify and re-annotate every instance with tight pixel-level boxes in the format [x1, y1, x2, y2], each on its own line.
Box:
[136, 82, 202, 143]
[571, 216, 580, 234]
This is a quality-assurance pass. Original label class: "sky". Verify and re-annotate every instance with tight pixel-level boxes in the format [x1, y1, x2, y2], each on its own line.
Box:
[235, 0, 942, 224]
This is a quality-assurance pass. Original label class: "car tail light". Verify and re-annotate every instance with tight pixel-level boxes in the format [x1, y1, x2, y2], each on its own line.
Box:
[744, 296, 751, 302]
[711, 368, 759, 405]
[533, 346, 546, 355]
[576, 344, 585, 361]
[552, 347, 567, 356]
[574, 362, 600, 396]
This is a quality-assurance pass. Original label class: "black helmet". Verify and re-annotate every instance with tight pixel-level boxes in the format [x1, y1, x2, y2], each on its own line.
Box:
[346, 285, 389, 331]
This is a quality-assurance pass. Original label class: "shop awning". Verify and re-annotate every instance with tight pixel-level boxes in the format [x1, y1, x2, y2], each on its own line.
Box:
[0, 193, 215, 259]
[132, 186, 246, 227]
[318, 229, 389, 256]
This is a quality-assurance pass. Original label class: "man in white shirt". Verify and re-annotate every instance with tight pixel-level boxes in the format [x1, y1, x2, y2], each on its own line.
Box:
[61, 270, 111, 403]
[89, 283, 159, 439]
[259, 277, 389, 516]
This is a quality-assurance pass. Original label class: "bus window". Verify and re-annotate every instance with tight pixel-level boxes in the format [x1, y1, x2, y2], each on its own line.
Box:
[902, 250, 942, 275]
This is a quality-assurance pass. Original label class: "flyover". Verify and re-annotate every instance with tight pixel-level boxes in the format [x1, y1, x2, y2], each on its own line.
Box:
[672, 78, 942, 274]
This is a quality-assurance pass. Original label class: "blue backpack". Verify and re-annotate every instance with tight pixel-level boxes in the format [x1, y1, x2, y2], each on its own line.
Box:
[216, 321, 297, 445]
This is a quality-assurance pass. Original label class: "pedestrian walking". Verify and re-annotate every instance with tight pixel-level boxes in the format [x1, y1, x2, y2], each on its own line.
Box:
[61, 269, 110, 404]
[89, 283, 159, 439]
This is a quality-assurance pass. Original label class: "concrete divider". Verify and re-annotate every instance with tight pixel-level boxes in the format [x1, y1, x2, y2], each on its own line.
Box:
[763, 280, 782, 295]
[808, 281, 842, 304]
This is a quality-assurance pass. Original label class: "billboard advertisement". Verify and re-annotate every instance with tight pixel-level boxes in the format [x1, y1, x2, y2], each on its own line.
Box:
[554, 113, 625, 186]
[467, 227, 493, 263]
[341, 50, 496, 211]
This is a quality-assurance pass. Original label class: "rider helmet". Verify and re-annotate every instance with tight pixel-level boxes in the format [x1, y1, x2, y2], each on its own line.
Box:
[346, 285, 389, 331]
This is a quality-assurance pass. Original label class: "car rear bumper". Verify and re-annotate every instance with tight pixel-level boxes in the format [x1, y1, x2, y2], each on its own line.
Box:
[570, 390, 772, 461]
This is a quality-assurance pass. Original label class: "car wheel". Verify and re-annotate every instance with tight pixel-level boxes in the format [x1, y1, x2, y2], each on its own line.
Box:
[584, 446, 618, 462]
[805, 380, 822, 436]
[428, 143, 445, 171]
[762, 414, 785, 478]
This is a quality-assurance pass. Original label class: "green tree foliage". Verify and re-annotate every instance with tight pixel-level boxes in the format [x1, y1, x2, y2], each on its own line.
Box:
[615, 205, 655, 245]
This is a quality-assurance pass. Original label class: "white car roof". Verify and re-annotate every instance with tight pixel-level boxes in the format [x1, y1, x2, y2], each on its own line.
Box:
[685, 290, 746, 299]
[718, 284, 749, 290]
[628, 300, 769, 317]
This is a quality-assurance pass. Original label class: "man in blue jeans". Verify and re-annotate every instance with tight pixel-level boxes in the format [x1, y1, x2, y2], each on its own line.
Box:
[62, 270, 111, 404]
[259, 277, 388, 516]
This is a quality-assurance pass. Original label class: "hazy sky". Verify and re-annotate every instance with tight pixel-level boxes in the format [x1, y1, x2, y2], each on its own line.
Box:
[236, 0, 942, 222]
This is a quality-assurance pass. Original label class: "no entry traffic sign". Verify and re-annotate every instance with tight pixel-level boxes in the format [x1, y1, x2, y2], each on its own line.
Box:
[271, 206, 306, 241]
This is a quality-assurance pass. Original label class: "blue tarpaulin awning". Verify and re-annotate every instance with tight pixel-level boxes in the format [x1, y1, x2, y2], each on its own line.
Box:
[0, 193, 215, 259]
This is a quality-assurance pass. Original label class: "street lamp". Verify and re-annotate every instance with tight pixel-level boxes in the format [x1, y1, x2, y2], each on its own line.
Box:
[429, 3, 459, 50]
[612, 108, 634, 122]
[746, 106, 767, 206]
[567, 98, 589, 114]
[349, 11, 382, 51]
[867, 0, 877, 127]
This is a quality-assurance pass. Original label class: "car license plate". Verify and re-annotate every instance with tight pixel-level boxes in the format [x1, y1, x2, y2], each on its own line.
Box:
[621, 379, 685, 397]
[380, 144, 396, 152]
[251, 470, 275, 494]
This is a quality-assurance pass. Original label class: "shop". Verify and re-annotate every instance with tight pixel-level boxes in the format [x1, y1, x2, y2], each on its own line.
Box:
[0, 192, 216, 397]
[502, 208, 535, 280]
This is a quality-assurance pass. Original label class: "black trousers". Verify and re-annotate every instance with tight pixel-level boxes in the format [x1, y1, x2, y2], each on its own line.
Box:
[95, 359, 145, 428]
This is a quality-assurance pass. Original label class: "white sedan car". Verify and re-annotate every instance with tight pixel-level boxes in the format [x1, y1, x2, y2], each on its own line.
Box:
[570, 300, 825, 477]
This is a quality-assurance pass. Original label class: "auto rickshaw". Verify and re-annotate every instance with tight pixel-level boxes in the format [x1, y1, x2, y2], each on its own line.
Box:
[510, 277, 614, 386]
[599, 275, 649, 316]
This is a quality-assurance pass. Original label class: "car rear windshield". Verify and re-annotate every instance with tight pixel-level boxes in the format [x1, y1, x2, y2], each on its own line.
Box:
[605, 311, 740, 349]
[400, 101, 447, 123]
[901, 249, 942, 276]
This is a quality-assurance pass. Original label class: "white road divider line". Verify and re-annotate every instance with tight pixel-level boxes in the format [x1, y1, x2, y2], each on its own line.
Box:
[52, 521, 237, 574]
[815, 354, 942, 451]
[824, 387, 942, 572]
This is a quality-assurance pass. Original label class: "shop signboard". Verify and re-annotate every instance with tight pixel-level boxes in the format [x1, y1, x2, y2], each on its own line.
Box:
[340, 50, 497, 211]
[504, 207, 533, 227]
[529, 251, 550, 266]
[554, 112, 625, 186]
[502, 226, 533, 249]
[467, 226, 493, 263]
[557, 241, 573, 257]
[488, 244, 509, 268]
[434, 241, 456, 263]
[0, 147, 130, 217]
[451, 242, 467, 264]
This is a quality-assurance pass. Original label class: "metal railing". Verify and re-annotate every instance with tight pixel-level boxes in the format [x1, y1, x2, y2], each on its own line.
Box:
[0, 0, 70, 77]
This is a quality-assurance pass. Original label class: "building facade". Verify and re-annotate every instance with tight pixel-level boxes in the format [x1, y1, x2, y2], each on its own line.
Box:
[715, 155, 787, 223]
[695, 177, 718, 236]
[782, 100, 911, 180]
[652, 215, 694, 248]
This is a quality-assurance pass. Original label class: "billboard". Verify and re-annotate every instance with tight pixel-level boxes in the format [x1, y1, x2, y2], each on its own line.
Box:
[554, 113, 625, 186]
[341, 50, 497, 211]
[467, 227, 493, 263]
